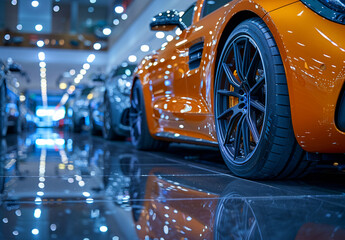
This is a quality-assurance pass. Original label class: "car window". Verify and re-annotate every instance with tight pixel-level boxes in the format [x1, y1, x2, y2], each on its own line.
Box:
[181, 3, 196, 28]
[202, 0, 230, 17]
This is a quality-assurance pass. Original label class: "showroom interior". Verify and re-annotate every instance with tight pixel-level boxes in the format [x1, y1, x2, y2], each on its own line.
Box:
[0, 0, 345, 239]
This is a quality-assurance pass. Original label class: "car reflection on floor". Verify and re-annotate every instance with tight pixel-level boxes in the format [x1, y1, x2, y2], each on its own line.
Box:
[0, 129, 344, 239]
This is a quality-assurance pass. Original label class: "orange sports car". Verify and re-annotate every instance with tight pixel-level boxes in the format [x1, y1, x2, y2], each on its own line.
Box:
[129, 0, 345, 179]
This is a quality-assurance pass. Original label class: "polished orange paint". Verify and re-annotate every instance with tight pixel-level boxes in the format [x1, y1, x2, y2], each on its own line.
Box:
[133, 0, 345, 153]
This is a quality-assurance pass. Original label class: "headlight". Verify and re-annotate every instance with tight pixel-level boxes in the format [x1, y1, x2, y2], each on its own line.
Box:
[116, 77, 132, 95]
[300, 0, 345, 24]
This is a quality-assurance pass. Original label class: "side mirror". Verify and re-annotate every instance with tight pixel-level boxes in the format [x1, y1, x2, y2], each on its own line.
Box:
[150, 10, 186, 31]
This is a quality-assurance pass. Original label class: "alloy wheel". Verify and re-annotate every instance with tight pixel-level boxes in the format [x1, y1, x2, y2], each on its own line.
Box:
[215, 35, 266, 165]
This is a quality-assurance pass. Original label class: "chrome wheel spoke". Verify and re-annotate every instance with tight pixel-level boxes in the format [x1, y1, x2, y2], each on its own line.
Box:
[217, 89, 241, 98]
[246, 115, 259, 144]
[233, 114, 245, 159]
[217, 104, 240, 120]
[250, 76, 264, 94]
[250, 99, 265, 112]
[222, 63, 241, 89]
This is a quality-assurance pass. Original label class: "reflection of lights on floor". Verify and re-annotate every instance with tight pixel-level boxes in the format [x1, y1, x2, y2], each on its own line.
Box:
[99, 225, 108, 232]
[31, 228, 39, 235]
[34, 208, 41, 219]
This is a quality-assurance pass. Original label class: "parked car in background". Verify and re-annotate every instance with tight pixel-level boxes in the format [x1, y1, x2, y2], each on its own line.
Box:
[102, 63, 136, 140]
[89, 74, 106, 135]
[130, 0, 345, 179]
[68, 85, 94, 133]
[19, 102, 37, 131]
[0, 60, 28, 137]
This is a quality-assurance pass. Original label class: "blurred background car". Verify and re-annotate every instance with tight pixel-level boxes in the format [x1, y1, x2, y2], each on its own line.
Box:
[88, 74, 106, 135]
[68, 85, 94, 133]
[102, 63, 136, 140]
[19, 102, 38, 131]
[0, 60, 30, 137]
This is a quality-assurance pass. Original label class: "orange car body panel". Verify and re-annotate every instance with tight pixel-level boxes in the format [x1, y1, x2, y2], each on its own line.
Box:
[133, 0, 345, 153]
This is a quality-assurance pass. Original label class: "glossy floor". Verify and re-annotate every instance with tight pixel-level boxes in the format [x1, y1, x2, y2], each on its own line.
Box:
[0, 129, 345, 240]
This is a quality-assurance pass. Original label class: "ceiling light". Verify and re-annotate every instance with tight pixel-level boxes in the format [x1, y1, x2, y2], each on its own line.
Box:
[166, 35, 174, 42]
[4, 34, 10, 41]
[87, 54, 95, 63]
[83, 63, 90, 70]
[20, 95, 26, 102]
[88, 7, 94, 13]
[37, 40, 44, 47]
[128, 55, 137, 63]
[121, 62, 128, 67]
[113, 19, 120, 25]
[31, 1, 39, 7]
[114, 6, 124, 14]
[11, 0, 17, 5]
[38, 52, 45, 61]
[93, 42, 101, 50]
[77, 74, 83, 79]
[90, 0, 96, 3]
[16, 24, 22, 31]
[69, 69, 75, 76]
[80, 69, 86, 75]
[39, 62, 46, 68]
[121, 13, 128, 20]
[35, 24, 43, 31]
[140, 45, 150, 52]
[155, 31, 165, 39]
[53, 5, 60, 12]
[59, 82, 67, 90]
[74, 78, 80, 84]
[103, 27, 111, 36]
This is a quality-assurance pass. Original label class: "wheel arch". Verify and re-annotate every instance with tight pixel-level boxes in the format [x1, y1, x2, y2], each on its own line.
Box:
[215, 11, 261, 71]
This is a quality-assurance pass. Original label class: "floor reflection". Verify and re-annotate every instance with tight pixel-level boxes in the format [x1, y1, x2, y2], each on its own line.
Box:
[0, 129, 344, 239]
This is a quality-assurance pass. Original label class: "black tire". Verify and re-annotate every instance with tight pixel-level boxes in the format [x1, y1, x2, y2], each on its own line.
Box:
[129, 81, 168, 150]
[8, 104, 22, 134]
[102, 94, 125, 140]
[214, 18, 315, 179]
[89, 109, 101, 136]
[0, 83, 8, 137]
[72, 113, 82, 133]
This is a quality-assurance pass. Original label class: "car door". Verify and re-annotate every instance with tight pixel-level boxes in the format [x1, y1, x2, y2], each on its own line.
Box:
[180, 0, 235, 141]
[149, 4, 197, 131]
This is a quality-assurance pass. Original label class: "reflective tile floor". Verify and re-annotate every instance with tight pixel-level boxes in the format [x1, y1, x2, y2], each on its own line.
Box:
[0, 129, 345, 240]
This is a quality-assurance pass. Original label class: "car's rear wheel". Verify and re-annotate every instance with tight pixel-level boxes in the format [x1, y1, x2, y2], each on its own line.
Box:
[102, 94, 124, 140]
[89, 109, 101, 136]
[0, 83, 8, 137]
[129, 81, 168, 150]
[214, 18, 315, 179]
[72, 113, 82, 133]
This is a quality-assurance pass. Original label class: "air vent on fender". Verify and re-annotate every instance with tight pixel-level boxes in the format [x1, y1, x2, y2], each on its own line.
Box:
[188, 41, 204, 70]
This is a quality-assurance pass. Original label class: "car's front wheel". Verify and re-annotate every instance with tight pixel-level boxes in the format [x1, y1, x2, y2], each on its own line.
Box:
[214, 18, 315, 179]
[129, 81, 168, 150]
